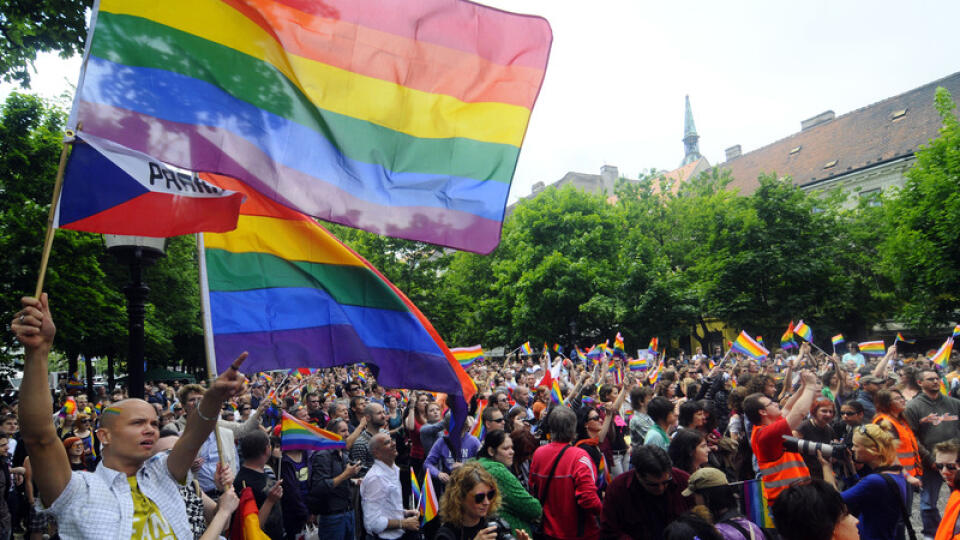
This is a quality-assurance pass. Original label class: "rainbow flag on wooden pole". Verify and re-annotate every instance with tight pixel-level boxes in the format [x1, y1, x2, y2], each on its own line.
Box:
[280, 411, 345, 451]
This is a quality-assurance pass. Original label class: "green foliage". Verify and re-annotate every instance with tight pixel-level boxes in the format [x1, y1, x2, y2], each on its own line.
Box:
[0, 0, 92, 86]
[882, 87, 960, 329]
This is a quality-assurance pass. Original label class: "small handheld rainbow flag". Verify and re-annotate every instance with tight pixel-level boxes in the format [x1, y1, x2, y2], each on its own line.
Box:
[831, 334, 845, 347]
[648, 337, 659, 353]
[521, 342, 533, 355]
[420, 468, 439, 523]
[451, 345, 484, 368]
[260, 372, 273, 383]
[470, 400, 487, 439]
[62, 397, 77, 417]
[940, 377, 950, 396]
[613, 332, 626, 357]
[410, 467, 421, 507]
[553, 343, 563, 355]
[954, 325, 960, 338]
[781, 321, 797, 350]
[755, 336, 764, 346]
[895, 332, 916, 344]
[356, 369, 368, 384]
[575, 346, 588, 364]
[931, 337, 954, 369]
[648, 362, 664, 385]
[628, 356, 649, 371]
[550, 380, 565, 405]
[280, 411, 345, 451]
[858, 340, 885, 356]
[598, 455, 612, 488]
[730, 331, 770, 360]
[793, 320, 813, 342]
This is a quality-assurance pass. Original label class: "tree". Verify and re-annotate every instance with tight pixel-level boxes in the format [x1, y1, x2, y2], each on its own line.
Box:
[882, 87, 960, 330]
[0, 0, 92, 86]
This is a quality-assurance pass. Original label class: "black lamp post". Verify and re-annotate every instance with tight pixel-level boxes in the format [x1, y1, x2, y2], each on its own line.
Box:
[103, 235, 167, 399]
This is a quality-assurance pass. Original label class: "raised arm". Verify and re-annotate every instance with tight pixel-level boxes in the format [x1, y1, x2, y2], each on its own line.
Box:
[598, 385, 629, 443]
[784, 370, 820, 431]
[12, 294, 72, 506]
[871, 345, 896, 379]
[168, 353, 248, 483]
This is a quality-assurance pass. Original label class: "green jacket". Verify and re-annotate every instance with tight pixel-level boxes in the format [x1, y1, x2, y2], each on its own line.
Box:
[476, 457, 542, 535]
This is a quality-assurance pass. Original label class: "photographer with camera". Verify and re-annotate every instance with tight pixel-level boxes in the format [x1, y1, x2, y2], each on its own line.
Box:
[436, 462, 529, 540]
[819, 423, 910, 540]
[743, 343, 819, 506]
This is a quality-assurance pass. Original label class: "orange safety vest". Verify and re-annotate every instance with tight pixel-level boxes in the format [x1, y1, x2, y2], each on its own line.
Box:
[936, 489, 960, 540]
[751, 424, 810, 503]
[873, 412, 922, 478]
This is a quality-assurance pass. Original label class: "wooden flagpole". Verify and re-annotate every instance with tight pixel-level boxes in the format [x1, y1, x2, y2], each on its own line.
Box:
[196, 233, 227, 463]
[34, 130, 76, 298]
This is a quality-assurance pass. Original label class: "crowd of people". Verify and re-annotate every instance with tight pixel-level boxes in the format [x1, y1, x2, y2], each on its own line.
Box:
[7, 293, 960, 540]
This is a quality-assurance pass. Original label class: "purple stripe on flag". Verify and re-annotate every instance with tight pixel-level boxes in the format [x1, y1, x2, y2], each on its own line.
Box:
[77, 101, 504, 253]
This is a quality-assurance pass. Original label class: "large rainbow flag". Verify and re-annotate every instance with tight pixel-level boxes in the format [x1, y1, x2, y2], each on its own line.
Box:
[68, 0, 552, 253]
[202, 176, 476, 444]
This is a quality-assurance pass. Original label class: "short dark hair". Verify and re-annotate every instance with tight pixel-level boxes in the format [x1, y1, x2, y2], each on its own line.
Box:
[678, 400, 705, 428]
[772, 479, 847, 540]
[546, 406, 576, 442]
[742, 393, 769, 425]
[663, 512, 724, 540]
[238, 430, 270, 460]
[350, 396, 366, 409]
[647, 396, 674, 424]
[478, 429, 509, 459]
[629, 386, 653, 411]
[839, 400, 864, 414]
[631, 444, 672, 477]
[482, 405, 502, 423]
[598, 384, 615, 402]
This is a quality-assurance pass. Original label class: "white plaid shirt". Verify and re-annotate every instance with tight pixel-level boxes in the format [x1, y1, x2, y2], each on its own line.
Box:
[46, 452, 191, 540]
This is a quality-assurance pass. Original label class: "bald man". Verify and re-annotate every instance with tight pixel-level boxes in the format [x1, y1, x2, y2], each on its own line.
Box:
[12, 294, 248, 540]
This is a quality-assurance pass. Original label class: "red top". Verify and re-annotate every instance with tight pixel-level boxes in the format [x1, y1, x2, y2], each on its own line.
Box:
[529, 442, 603, 540]
[754, 416, 792, 462]
[409, 418, 425, 459]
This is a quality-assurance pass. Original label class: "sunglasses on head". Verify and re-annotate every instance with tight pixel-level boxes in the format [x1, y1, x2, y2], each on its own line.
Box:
[857, 425, 881, 448]
[936, 463, 959, 471]
[473, 489, 496, 504]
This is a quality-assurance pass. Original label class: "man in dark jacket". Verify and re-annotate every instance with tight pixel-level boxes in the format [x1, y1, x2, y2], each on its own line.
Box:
[600, 445, 693, 540]
[904, 368, 960, 538]
[308, 418, 360, 540]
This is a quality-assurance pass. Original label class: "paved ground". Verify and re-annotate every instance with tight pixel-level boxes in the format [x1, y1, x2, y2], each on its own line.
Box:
[910, 482, 947, 539]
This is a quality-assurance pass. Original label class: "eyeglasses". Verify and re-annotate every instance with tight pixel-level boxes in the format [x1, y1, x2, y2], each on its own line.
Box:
[840, 411, 859, 417]
[586, 416, 601, 422]
[763, 401, 779, 409]
[473, 490, 497, 504]
[490, 417, 505, 423]
[936, 463, 959, 471]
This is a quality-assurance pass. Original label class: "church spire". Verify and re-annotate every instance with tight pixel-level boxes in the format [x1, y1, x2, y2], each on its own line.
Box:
[681, 95, 702, 166]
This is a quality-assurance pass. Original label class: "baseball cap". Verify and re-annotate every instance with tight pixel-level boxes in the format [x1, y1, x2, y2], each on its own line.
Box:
[681, 467, 728, 497]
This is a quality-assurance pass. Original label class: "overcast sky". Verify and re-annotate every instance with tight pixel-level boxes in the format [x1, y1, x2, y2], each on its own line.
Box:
[4, 0, 960, 204]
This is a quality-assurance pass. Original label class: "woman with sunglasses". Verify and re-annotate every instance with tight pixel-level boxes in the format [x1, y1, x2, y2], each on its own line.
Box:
[436, 462, 532, 540]
[476, 430, 542, 537]
[820, 423, 908, 540]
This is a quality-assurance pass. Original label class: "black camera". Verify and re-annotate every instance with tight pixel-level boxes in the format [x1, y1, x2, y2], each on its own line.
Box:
[782, 436, 848, 460]
[487, 518, 516, 540]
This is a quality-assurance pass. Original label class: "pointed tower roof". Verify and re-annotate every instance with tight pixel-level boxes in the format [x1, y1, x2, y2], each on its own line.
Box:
[681, 95, 702, 166]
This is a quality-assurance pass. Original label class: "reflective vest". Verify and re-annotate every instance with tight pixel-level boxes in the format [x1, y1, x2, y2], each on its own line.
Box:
[873, 412, 922, 478]
[936, 489, 960, 540]
[751, 424, 810, 503]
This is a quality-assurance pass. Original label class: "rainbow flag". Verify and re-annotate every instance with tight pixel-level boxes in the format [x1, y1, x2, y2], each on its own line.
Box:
[613, 332, 626, 357]
[743, 479, 774, 526]
[202, 178, 475, 444]
[598, 455, 612, 488]
[940, 377, 950, 396]
[931, 337, 954, 369]
[421, 468, 439, 523]
[71, 0, 552, 254]
[356, 369, 368, 384]
[521, 342, 533, 355]
[895, 332, 916, 344]
[954, 325, 960, 338]
[62, 397, 77, 417]
[280, 411, 346, 451]
[575, 346, 588, 364]
[794, 320, 813, 342]
[628, 356, 649, 371]
[550, 380, 565, 405]
[553, 343, 563, 355]
[260, 373, 273, 383]
[755, 336, 764, 346]
[648, 362, 664, 385]
[730, 331, 770, 360]
[586, 346, 604, 363]
[470, 400, 487, 440]
[832, 334, 845, 347]
[451, 345, 484, 368]
[410, 467, 421, 508]
[859, 340, 886, 356]
[230, 486, 271, 540]
[648, 337, 659, 353]
[781, 321, 797, 350]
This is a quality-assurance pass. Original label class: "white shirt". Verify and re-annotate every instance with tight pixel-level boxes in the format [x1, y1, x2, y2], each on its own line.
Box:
[196, 427, 238, 492]
[360, 459, 404, 539]
[46, 452, 192, 540]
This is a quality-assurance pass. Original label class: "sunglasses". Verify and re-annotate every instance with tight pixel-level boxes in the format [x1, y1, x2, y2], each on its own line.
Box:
[587, 416, 601, 422]
[490, 417, 505, 423]
[936, 463, 959, 471]
[840, 411, 859, 416]
[473, 490, 497, 504]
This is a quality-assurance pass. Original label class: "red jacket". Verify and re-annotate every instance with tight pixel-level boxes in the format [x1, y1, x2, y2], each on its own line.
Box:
[529, 442, 603, 540]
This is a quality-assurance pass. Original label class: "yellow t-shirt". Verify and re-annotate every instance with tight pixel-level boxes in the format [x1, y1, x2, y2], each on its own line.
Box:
[127, 476, 177, 540]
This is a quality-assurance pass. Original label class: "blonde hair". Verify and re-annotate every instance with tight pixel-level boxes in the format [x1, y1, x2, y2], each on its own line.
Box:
[852, 423, 897, 466]
[438, 462, 500, 526]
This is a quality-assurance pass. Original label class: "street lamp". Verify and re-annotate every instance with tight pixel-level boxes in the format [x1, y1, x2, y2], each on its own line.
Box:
[103, 235, 167, 399]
